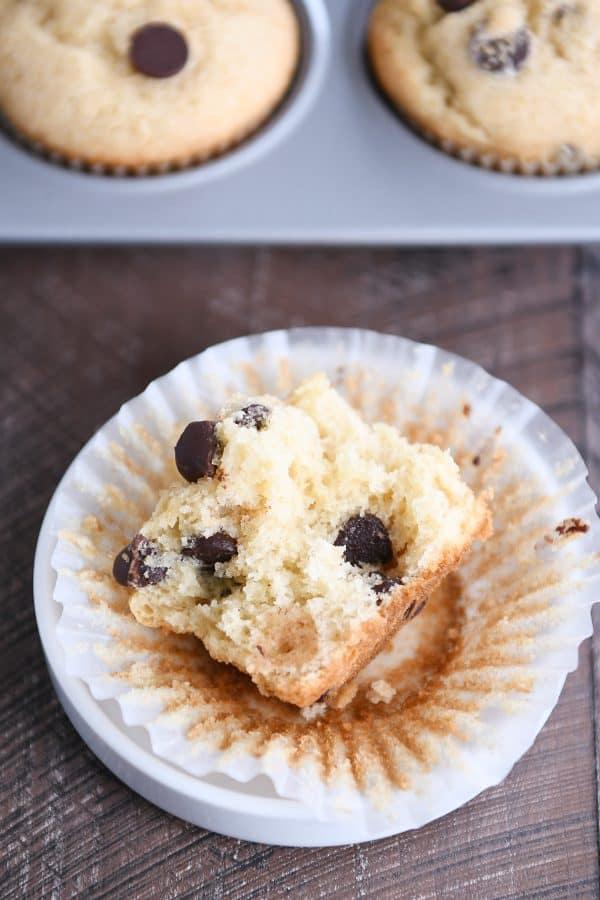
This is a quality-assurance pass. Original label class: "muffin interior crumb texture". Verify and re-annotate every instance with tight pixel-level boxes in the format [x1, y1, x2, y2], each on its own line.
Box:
[124, 374, 491, 707]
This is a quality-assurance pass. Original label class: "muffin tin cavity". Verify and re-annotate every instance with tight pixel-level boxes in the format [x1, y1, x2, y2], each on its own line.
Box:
[364, 0, 600, 180]
[2, 0, 600, 242]
[0, 0, 329, 182]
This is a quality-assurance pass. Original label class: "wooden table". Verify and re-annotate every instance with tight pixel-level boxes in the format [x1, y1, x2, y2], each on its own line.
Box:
[2, 245, 599, 899]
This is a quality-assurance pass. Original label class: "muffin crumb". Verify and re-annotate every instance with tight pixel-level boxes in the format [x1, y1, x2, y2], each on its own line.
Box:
[367, 679, 397, 705]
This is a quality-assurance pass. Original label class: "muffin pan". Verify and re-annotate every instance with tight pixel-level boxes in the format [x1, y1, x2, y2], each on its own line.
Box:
[3, 0, 600, 244]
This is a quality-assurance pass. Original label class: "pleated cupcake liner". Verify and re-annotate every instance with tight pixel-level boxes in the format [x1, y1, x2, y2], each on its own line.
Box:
[50, 327, 599, 831]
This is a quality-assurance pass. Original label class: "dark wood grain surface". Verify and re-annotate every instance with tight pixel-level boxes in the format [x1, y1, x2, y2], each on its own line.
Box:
[1, 245, 598, 899]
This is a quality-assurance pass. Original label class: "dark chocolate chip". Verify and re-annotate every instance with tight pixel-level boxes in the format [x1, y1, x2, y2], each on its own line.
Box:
[371, 575, 405, 595]
[113, 543, 134, 586]
[471, 26, 530, 73]
[553, 5, 567, 22]
[555, 517, 589, 537]
[334, 514, 393, 567]
[372, 574, 405, 605]
[234, 404, 271, 430]
[403, 600, 416, 620]
[438, 0, 477, 11]
[130, 23, 189, 79]
[175, 421, 218, 482]
[472, 454, 481, 466]
[182, 531, 238, 569]
[553, 3, 579, 24]
[113, 534, 167, 588]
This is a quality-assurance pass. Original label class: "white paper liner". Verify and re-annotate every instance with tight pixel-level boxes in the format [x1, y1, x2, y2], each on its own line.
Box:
[50, 327, 600, 832]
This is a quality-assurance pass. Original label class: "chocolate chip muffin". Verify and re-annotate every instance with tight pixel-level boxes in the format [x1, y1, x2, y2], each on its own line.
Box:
[116, 374, 491, 708]
[369, 0, 600, 174]
[0, 0, 300, 172]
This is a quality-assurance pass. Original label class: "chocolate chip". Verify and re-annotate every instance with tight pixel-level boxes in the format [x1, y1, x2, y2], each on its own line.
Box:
[403, 600, 416, 620]
[182, 532, 238, 569]
[553, 5, 567, 22]
[113, 534, 167, 588]
[334, 514, 393, 567]
[438, 0, 477, 11]
[372, 575, 404, 595]
[472, 454, 481, 466]
[372, 574, 405, 605]
[113, 543, 134, 586]
[471, 26, 530, 73]
[411, 600, 426, 619]
[175, 421, 218, 482]
[234, 404, 271, 430]
[130, 23, 189, 79]
[555, 517, 589, 537]
[553, 3, 579, 24]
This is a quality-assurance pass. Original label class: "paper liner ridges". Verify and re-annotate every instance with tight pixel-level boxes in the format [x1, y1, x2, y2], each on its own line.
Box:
[51, 328, 599, 829]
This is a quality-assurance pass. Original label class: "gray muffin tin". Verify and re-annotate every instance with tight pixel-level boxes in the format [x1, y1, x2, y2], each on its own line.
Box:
[2, 0, 600, 244]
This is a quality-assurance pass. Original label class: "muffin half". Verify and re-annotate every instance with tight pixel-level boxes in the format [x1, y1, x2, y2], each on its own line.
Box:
[116, 374, 491, 707]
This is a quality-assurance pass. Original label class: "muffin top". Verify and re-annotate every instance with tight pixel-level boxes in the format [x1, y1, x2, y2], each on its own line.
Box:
[369, 0, 600, 169]
[0, 0, 299, 170]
